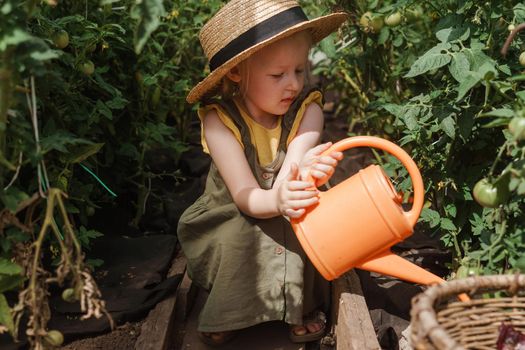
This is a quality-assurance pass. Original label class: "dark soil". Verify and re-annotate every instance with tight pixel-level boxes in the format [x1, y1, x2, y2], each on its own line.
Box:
[61, 321, 143, 350]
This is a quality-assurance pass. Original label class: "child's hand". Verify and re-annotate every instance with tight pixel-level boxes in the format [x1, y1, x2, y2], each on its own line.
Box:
[277, 163, 319, 218]
[299, 142, 343, 186]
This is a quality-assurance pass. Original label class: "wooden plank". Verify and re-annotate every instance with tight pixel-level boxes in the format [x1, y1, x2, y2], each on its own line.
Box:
[170, 269, 197, 350]
[134, 249, 187, 350]
[334, 270, 380, 350]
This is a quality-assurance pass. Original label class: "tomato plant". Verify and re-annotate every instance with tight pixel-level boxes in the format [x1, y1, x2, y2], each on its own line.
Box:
[0, 0, 224, 347]
[317, 0, 525, 277]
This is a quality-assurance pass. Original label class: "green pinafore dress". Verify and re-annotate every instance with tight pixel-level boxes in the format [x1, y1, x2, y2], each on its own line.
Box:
[177, 89, 330, 332]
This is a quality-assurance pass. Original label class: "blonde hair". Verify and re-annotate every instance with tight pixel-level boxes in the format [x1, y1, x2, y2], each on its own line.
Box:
[218, 30, 313, 101]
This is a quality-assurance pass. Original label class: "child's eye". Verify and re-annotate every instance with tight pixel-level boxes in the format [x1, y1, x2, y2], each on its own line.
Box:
[270, 73, 283, 78]
[296, 69, 304, 74]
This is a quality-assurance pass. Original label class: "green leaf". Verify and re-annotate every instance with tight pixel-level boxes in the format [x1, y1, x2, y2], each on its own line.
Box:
[377, 27, 390, 45]
[404, 44, 452, 78]
[0, 275, 24, 293]
[67, 143, 104, 164]
[458, 111, 475, 140]
[0, 188, 29, 212]
[0, 293, 14, 336]
[421, 208, 441, 228]
[456, 71, 482, 101]
[436, 26, 470, 43]
[96, 100, 113, 120]
[518, 180, 525, 195]
[30, 49, 60, 61]
[77, 226, 104, 247]
[479, 108, 514, 118]
[440, 218, 457, 231]
[106, 96, 128, 110]
[402, 106, 420, 130]
[131, 0, 166, 54]
[516, 91, 525, 102]
[449, 52, 470, 82]
[0, 259, 22, 276]
[440, 116, 456, 138]
[0, 28, 33, 50]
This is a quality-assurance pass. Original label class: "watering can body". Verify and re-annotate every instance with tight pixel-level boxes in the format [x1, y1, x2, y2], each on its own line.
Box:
[291, 136, 453, 289]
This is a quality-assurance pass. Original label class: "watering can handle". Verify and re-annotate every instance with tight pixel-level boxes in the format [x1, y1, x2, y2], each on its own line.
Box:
[313, 136, 424, 227]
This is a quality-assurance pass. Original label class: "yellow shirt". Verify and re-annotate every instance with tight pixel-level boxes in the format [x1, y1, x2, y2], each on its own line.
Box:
[197, 91, 323, 166]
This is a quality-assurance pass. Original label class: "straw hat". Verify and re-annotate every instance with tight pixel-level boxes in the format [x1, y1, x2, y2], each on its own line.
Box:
[186, 0, 348, 104]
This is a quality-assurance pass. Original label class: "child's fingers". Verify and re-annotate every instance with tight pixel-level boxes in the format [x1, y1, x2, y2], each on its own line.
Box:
[330, 151, 343, 161]
[285, 188, 320, 200]
[311, 162, 334, 175]
[286, 197, 319, 211]
[308, 142, 333, 156]
[318, 153, 342, 166]
[286, 180, 317, 191]
[284, 208, 306, 219]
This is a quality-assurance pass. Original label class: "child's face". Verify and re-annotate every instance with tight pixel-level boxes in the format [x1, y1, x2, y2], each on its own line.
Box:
[237, 32, 311, 121]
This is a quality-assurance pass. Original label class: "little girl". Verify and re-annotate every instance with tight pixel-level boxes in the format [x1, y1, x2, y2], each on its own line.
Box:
[178, 0, 348, 346]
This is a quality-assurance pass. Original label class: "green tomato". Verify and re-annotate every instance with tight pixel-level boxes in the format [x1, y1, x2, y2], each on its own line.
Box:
[508, 23, 516, 32]
[385, 12, 402, 27]
[520, 52, 525, 67]
[86, 43, 97, 53]
[359, 12, 384, 34]
[80, 60, 95, 75]
[61, 288, 78, 303]
[44, 330, 64, 347]
[472, 177, 509, 208]
[52, 30, 69, 49]
[406, 7, 422, 22]
[509, 117, 525, 141]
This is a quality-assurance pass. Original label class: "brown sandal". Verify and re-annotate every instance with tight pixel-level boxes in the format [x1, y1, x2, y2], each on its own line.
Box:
[198, 331, 236, 347]
[289, 310, 327, 343]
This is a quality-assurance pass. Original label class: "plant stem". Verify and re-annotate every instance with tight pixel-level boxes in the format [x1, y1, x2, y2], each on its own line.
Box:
[488, 141, 508, 177]
[28, 190, 57, 342]
[0, 50, 14, 188]
[488, 217, 507, 267]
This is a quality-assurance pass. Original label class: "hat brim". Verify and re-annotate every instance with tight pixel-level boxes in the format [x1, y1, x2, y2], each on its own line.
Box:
[186, 12, 349, 104]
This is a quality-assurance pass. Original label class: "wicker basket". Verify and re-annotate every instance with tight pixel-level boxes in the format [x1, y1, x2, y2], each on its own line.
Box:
[410, 274, 525, 350]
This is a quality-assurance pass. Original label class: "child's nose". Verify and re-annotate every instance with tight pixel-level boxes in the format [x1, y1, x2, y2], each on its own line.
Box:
[287, 74, 301, 91]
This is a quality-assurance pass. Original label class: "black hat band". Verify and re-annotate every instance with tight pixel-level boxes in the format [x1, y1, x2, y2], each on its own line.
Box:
[209, 6, 308, 72]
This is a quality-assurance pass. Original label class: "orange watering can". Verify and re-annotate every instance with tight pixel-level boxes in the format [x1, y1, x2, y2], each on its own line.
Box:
[291, 136, 469, 301]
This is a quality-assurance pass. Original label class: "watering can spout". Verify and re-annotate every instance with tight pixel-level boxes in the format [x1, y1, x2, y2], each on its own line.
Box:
[356, 250, 470, 302]
[357, 250, 446, 286]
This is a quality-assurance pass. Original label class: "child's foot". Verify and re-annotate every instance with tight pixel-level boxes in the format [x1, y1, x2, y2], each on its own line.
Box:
[198, 331, 236, 347]
[289, 310, 327, 343]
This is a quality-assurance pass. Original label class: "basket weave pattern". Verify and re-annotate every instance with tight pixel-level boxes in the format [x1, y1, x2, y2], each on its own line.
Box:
[411, 274, 525, 350]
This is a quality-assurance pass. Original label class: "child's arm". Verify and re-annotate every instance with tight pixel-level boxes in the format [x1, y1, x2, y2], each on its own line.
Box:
[274, 103, 343, 189]
[203, 110, 319, 219]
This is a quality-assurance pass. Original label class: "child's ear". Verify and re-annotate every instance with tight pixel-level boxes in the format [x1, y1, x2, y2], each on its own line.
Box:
[226, 66, 242, 83]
